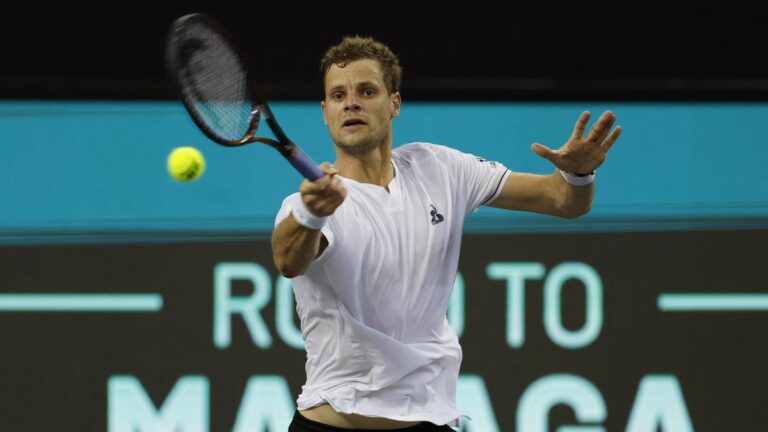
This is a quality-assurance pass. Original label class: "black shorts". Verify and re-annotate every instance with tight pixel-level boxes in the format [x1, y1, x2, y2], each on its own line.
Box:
[288, 410, 455, 432]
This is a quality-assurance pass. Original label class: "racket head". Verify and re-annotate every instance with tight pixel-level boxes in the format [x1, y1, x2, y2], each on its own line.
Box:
[165, 13, 263, 147]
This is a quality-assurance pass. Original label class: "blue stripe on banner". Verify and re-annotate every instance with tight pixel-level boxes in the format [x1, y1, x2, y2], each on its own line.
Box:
[1, 101, 767, 242]
[658, 293, 768, 312]
[0, 294, 164, 312]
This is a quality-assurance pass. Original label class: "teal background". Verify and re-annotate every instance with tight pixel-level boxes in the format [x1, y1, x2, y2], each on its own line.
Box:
[1, 101, 766, 242]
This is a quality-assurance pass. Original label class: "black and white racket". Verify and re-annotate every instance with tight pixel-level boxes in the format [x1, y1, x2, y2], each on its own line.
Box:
[165, 13, 324, 180]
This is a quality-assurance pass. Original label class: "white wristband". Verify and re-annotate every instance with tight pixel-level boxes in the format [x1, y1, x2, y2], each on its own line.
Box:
[291, 202, 327, 230]
[560, 170, 596, 186]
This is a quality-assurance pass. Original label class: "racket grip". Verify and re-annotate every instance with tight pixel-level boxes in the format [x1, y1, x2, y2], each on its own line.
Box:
[288, 147, 325, 181]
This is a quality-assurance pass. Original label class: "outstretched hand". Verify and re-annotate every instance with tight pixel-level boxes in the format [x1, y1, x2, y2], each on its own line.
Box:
[531, 111, 622, 174]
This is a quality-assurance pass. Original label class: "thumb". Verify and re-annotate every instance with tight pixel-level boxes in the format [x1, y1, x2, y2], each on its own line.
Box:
[531, 143, 557, 162]
[319, 162, 338, 177]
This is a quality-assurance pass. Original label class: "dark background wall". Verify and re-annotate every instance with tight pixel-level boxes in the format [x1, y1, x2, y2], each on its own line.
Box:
[4, 1, 768, 100]
[3, 231, 767, 431]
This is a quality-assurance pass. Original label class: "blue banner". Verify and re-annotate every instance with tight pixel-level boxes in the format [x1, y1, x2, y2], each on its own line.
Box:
[1, 101, 766, 241]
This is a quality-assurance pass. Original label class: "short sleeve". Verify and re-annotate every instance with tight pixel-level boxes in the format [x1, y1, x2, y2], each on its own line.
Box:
[274, 193, 302, 228]
[434, 145, 510, 213]
[274, 193, 336, 260]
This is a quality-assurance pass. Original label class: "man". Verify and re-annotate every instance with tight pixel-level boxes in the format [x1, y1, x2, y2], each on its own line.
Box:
[273, 36, 621, 431]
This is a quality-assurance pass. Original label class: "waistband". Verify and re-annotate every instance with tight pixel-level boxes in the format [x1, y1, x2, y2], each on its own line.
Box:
[290, 410, 449, 432]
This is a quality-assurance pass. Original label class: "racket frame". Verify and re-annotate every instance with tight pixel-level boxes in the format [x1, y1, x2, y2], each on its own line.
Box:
[166, 13, 323, 180]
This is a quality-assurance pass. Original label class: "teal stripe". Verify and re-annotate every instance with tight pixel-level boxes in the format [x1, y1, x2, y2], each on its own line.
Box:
[0, 294, 163, 312]
[3, 101, 768, 237]
[658, 293, 768, 311]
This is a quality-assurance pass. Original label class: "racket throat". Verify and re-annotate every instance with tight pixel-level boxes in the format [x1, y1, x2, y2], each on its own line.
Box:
[252, 105, 271, 120]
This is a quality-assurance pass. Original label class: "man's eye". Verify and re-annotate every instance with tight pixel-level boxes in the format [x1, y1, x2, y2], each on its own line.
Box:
[363, 89, 375, 96]
[332, 92, 344, 100]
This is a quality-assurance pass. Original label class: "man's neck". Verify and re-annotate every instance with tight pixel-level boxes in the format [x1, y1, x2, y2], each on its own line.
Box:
[334, 144, 394, 187]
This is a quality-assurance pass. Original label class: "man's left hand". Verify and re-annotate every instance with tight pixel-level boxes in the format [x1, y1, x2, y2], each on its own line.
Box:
[531, 111, 622, 174]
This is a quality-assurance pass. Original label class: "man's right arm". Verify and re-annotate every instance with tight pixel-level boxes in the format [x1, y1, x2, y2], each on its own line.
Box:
[272, 215, 327, 278]
[271, 163, 346, 278]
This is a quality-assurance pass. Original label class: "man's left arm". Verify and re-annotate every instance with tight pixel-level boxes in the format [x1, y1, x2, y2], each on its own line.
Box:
[489, 111, 622, 218]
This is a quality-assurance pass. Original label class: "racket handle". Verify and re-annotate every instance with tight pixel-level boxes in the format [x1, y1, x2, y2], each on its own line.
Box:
[288, 147, 325, 181]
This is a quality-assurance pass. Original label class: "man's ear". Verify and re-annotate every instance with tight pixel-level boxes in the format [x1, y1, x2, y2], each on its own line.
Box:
[390, 92, 401, 119]
[321, 100, 328, 125]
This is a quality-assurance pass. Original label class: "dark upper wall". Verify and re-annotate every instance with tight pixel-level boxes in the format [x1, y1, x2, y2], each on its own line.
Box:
[3, 2, 768, 100]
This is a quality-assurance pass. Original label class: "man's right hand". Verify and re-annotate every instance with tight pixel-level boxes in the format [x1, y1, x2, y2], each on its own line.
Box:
[300, 162, 347, 217]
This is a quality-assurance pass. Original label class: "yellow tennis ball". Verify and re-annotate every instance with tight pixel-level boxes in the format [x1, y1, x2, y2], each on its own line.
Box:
[167, 147, 205, 182]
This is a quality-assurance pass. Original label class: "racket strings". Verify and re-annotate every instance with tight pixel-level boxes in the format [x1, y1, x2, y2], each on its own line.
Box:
[181, 23, 253, 142]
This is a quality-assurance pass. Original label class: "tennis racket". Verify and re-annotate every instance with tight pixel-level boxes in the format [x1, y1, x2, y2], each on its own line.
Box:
[165, 13, 324, 181]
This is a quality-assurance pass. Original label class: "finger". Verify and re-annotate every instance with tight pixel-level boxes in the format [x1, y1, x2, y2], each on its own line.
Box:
[325, 194, 347, 213]
[309, 191, 345, 216]
[304, 176, 345, 203]
[300, 176, 329, 194]
[571, 111, 591, 139]
[304, 193, 334, 215]
[308, 198, 333, 215]
[531, 143, 558, 163]
[585, 111, 616, 143]
[601, 125, 622, 153]
[301, 166, 341, 194]
[332, 179, 348, 200]
[324, 178, 346, 200]
[319, 162, 338, 176]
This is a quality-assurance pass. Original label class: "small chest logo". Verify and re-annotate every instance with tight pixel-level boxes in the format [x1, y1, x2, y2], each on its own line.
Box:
[429, 204, 445, 225]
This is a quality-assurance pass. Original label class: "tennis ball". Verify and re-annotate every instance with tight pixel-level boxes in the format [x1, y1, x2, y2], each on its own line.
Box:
[167, 146, 206, 182]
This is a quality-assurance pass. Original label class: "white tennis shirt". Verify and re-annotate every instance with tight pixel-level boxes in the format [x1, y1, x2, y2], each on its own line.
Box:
[275, 143, 510, 426]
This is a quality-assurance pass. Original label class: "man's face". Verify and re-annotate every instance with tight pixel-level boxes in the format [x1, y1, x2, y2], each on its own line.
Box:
[321, 59, 401, 155]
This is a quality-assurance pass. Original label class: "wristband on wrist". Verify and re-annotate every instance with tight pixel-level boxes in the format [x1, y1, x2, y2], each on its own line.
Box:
[291, 202, 328, 230]
[560, 169, 596, 186]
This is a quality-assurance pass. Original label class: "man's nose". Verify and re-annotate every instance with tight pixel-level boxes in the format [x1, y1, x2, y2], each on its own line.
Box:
[343, 94, 360, 111]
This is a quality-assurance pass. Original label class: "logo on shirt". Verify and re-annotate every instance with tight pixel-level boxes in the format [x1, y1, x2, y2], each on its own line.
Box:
[475, 156, 498, 168]
[429, 204, 445, 225]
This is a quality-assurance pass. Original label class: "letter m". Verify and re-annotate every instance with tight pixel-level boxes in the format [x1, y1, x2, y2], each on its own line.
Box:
[108, 375, 209, 432]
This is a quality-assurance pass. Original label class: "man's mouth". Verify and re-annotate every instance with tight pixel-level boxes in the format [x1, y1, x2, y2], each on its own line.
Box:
[342, 119, 367, 128]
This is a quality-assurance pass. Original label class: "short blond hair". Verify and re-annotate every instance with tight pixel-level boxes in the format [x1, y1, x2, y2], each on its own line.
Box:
[320, 36, 402, 95]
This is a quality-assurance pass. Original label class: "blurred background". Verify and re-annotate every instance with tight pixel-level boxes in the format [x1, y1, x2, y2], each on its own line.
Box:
[4, 1, 768, 100]
[1, 1, 767, 431]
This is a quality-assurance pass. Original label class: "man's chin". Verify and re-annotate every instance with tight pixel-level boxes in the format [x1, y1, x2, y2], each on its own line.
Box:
[334, 138, 378, 155]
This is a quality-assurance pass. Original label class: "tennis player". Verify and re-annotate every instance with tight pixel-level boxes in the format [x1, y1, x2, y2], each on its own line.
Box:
[273, 36, 621, 431]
